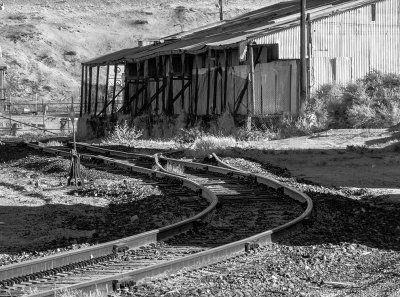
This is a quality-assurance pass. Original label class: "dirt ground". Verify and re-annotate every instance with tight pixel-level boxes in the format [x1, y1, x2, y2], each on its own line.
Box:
[230, 129, 400, 203]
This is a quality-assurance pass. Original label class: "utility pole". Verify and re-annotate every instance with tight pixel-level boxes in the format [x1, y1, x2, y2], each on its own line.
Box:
[219, 0, 223, 21]
[300, 0, 308, 115]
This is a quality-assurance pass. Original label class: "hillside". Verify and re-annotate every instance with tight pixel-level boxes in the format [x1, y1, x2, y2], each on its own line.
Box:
[0, 0, 282, 103]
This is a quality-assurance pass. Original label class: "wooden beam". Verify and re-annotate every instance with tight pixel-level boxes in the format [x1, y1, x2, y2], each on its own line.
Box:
[123, 62, 129, 113]
[80, 65, 84, 117]
[161, 57, 166, 113]
[84, 66, 88, 113]
[98, 85, 126, 117]
[137, 81, 167, 115]
[118, 83, 146, 115]
[206, 49, 211, 115]
[134, 63, 140, 115]
[166, 56, 173, 115]
[104, 64, 110, 117]
[247, 44, 256, 130]
[234, 79, 249, 116]
[111, 65, 118, 114]
[94, 65, 100, 115]
[155, 57, 160, 114]
[194, 67, 199, 115]
[181, 54, 185, 110]
[171, 79, 191, 105]
[223, 50, 228, 112]
[88, 66, 93, 114]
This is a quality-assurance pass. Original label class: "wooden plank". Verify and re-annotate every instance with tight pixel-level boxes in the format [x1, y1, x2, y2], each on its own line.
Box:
[134, 63, 140, 115]
[104, 64, 110, 117]
[94, 65, 100, 115]
[171, 80, 191, 105]
[80, 65, 84, 117]
[99, 86, 126, 116]
[234, 79, 249, 115]
[223, 50, 228, 112]
[206, 50, 211, 115]
[84, 65, 88, 113]
[137, 81, 167, 115]
[181, 54, 185, 110]
[111, 65, 118, 114]
[161, 56, 166, 113]
[155, 57, 160, 114]
[195, 67, 199, 115]
[88, 66, 93, 114]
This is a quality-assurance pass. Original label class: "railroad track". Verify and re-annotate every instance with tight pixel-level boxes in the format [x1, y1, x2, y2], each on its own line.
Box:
[0, 142, 312, 297]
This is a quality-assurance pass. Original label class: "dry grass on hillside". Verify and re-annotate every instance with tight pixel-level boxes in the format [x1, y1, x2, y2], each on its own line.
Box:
[0, 0, 281, 102]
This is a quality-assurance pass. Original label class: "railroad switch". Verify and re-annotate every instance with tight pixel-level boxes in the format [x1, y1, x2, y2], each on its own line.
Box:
[67, 149, 84, 186]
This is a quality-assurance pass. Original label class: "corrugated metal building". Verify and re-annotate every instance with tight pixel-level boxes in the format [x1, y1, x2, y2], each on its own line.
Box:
[80, 0, 400, 121]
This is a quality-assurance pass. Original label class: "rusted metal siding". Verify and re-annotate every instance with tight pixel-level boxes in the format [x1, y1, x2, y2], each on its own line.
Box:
[253, 0, 400, 91]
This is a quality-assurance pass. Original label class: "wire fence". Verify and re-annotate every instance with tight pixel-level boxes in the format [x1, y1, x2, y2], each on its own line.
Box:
[0, 101, 80, 136]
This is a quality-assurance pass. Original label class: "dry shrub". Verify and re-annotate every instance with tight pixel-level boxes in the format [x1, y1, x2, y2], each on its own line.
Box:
[309, 70, 400, 129]
[102, 120, 143, 147]
[187, 135, 237, 158]
[165, 161, 184, 175]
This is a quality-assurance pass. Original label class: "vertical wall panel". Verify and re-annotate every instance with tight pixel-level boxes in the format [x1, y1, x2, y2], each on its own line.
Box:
[253, 0, 400, 92]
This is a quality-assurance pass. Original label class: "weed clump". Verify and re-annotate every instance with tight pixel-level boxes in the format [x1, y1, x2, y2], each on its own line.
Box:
[102, 121, 143, 147]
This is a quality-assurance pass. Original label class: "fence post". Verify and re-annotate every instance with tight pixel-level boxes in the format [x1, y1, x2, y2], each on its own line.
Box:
[8, 95, 11, 135]
[42, 96, 45, 134]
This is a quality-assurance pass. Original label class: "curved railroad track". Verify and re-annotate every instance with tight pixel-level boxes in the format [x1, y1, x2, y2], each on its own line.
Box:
[0, 142, 312, 297]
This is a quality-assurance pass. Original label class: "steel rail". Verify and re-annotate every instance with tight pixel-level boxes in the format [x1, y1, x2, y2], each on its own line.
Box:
[16, 143, 312, 297]
[0, 143, 217, 284]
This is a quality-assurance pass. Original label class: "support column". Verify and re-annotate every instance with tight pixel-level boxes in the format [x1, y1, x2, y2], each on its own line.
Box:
[111, 64, 118, 115]
[94, 65, 100, 115]
[181, 54, 185, 111]
[104, 64, 110, 117]
[80, 65, 84, 117]
[206, 49, 211, 115]
[247, 44, 256, 131]
[84, 66, 88, 114]
[87, 66, 93, 114]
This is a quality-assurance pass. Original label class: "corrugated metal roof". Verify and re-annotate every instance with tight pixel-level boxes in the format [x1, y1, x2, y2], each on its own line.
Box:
[83, 0, 382, 66]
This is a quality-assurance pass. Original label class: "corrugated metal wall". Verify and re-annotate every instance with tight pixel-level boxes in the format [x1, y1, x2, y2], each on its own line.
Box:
[253, 0, 400, 92]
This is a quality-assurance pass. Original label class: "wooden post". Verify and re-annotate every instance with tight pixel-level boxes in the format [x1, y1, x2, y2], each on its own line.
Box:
[84, 66, 88, 114]
[87, 66, 93, 114]
[94, 65, 100, 115]
[195, 67, 199, 115]
[181, 54, 185, 110]
[80, 65, 84, 117]
[206, 49, 211, 115]
[247, 44, 256, 131]
[161, 57, 166, 113]
[124, 62, 129, 114]
[300, 0, 308, 115]
[223, 50, 228, 111]
[42, 96, 45, 134]
[166, 56, 173, 115]
[213, 51, 219, 114]
[104, 64, 110, 117]
[134, 63, 140, 115]
[155, 57, 160, 114]
[144, 60, 149, 110]
[111, 64, 118, 115]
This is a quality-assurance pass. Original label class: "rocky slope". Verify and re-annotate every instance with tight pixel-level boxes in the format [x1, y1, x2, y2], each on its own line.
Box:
[0, 0, 280, 103]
